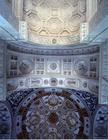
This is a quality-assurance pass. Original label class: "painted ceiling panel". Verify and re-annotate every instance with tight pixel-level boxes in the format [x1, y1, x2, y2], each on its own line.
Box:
[24, 0, 86, 45]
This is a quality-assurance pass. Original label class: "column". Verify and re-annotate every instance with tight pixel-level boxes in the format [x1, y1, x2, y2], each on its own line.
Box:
[0, 40, 6, 101]
[86, 0, 97, 22]
[12, 0, 24, 20]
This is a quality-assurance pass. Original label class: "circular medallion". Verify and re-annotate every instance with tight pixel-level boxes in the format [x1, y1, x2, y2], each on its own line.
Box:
[50, 63, 57, 70]
[19, 60, 34, 74]
[52, 39, 57, 44]
[75, 60, 88, 76]
[14, 89, 91, 139]
[50, 78, 58, 86]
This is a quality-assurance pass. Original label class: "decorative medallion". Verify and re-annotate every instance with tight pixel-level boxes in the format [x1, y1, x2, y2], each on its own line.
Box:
[50, 78, 58, 86]
[75, 60, 88, 76]
[13, 88, 91, 139]
[47, 60, 60, 73]
[50, 63, 57, 70]
[19, 60, 34, 74]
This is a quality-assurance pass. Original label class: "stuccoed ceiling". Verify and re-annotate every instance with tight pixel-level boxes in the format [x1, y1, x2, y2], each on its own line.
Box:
[24, 0, 86, 45]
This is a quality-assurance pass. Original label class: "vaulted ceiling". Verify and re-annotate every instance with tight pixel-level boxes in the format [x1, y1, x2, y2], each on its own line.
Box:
[24, 0, 86, 45]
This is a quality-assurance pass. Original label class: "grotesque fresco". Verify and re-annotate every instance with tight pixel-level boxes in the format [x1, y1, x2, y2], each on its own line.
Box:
[0, 0, 108, 139]
[0, 88, 98, 139]
[0, 41, 107, 139]
[0, 87, 108, 139]
[6, 44, 99, 94]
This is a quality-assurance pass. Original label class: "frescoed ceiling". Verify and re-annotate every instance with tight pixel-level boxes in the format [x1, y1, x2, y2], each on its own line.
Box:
[23, 0, 86, 45]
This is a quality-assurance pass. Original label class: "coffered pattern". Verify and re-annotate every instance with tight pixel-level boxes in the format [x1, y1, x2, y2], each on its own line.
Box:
[24, 0, 86, 45]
